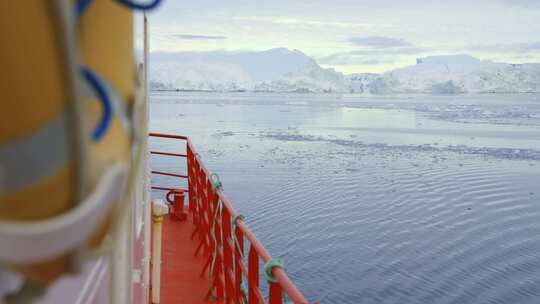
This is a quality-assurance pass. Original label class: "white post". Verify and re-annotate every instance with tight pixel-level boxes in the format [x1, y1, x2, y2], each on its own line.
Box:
[142, 12, 152, 304]
[111, 176, 135, 304]
[151, 199, 169, 304]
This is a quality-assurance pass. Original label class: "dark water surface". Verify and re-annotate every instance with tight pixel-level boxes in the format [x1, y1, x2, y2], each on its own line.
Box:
[150, 92, 540, 304]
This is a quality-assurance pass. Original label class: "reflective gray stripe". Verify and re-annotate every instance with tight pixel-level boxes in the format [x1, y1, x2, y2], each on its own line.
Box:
[0, 114, 69, 193]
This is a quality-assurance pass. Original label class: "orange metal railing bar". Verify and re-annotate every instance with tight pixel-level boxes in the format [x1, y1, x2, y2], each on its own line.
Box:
[150, 132, 311, 304]
[151, 170, 188, 179]
[150, 151, 187, 157]
[151, 186, 187, 192]
[149, 132, 188, 140]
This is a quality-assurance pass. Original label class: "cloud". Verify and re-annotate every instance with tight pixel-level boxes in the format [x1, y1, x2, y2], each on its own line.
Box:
[498, 0, 540, 8]
[318, 55, 393, 66]
[318, 54, 396, 66]
[469, 42, 540, 53]
[231, 16, 380, 29]
[355, 59, 395, 65]
[169, 34, 227, 40]
[318, 46, 426, 65]
[327, 36, 424, 65]
[350, 47, 426, 55]
[317, 44, 428, 66]
[348, 36, 412, 48]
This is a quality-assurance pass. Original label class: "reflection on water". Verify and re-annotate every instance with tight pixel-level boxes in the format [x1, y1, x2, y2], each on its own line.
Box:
[318, 107, 419, 129]
[150, 92, 540, 304]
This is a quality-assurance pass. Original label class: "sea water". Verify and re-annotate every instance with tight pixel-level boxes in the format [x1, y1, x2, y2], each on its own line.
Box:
[150, 92, 540, 304]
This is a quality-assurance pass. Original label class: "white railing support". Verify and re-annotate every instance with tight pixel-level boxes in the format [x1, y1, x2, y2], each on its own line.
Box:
[151, 199, 168, 304]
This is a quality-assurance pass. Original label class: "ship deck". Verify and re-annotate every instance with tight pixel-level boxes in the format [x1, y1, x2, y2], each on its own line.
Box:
[158, 212, 213, 304]
[149, 132, 309, 304]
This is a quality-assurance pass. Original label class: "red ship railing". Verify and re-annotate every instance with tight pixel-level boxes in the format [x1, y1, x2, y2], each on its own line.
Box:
[149, 132, 311, 304]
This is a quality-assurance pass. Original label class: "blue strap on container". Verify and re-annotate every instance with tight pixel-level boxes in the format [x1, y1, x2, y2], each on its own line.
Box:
[81, 67, 113, 141]
[76, 0, 162, 16]
[75, 0, 94, 16]
[76, 0, 162, 137]
[114, 0, 162, 10]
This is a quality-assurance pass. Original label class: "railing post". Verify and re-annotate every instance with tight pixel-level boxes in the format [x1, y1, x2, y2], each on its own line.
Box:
[248, 245, 259, 304]
[222, 208, 234, 303]
[269, 283, 283, 304]
[209, 180, 225, 300]
[202, 171, 211, 255]
[187, 145, 195, 213]
[234, 228, 244, 302]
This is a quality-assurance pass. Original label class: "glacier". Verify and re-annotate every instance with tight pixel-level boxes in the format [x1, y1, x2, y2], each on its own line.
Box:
[150, 49, 540, 94]
[150, 48, 347, 93]
[369, 54, 540, 94]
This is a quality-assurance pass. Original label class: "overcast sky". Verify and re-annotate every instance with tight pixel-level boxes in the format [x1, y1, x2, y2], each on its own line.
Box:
[146, 0, 540, 73]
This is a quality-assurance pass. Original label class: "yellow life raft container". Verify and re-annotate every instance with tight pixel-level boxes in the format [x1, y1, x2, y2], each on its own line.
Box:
[0, 0, 152, 293]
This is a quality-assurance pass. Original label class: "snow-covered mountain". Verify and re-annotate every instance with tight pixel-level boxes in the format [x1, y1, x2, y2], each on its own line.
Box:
[150, 48, 347, 93]
[150, 50, 540, 94]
